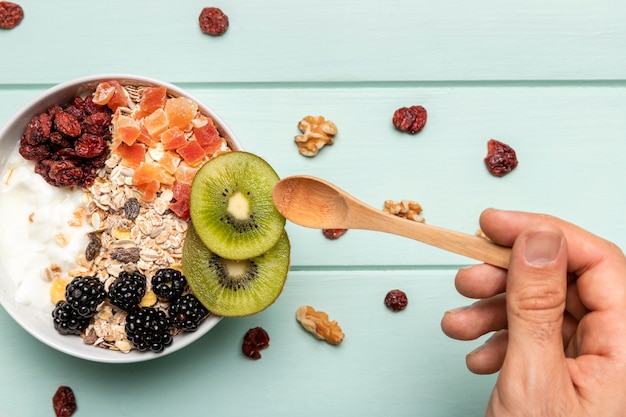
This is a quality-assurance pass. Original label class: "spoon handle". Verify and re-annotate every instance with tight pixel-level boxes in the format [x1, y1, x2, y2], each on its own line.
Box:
[356, 206, 511, 268]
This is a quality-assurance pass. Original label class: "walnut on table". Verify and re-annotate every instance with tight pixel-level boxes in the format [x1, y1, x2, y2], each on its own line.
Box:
[296, 305, 344, 345]
[294, 115, 338, 157]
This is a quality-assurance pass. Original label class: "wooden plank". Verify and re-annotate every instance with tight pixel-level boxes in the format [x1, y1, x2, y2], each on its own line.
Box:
[0, 268, 496, 417]
[1, 1, 626, 83]
[1, 83, 624, 267]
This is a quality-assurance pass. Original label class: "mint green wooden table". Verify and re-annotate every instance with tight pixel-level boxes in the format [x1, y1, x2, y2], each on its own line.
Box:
[1, 1, 625, 416]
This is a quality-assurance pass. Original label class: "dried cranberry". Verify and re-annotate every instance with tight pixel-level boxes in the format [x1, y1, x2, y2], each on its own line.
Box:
[75, 134, 107, 158]
[242, 327, 270, 360]
[52, 386, 77, 417]
[19, 93, 113, 187]
[0, 1, 23, 29]
[54, 112, 81, 137]
[199, 7, 229, 35]
[322, 228, 348, 240]
[37, 160, 83, 187]
[19, 142, 50, 161]
[384, 289, 408, 311]
[484, 139, 518, 177]
[392, 105, 427, 134]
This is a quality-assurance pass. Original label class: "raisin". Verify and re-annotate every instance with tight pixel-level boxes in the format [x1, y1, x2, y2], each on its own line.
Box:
[322, 228, 348, 240]
[199, 7, 229, 35]
[85, 232, 101, 261]
[242, 327, 270, 360]
[484, 139, 518, 177]
[0, 1, 23, 29]
[110, 247, 141, 264]
[124, 197, 141, 220]
[54, 112, 81, 137]
[52, 386, 77, 417]
[392, 105, 427, 134]
[384, 289, 408, 311]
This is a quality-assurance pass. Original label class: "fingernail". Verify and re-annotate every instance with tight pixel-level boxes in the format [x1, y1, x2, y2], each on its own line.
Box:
[524, 231, 562, 266]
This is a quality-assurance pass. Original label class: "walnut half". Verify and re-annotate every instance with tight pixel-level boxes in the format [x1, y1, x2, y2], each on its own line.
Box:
[294, 115, 338, 157]
[296, 305, 344, 345]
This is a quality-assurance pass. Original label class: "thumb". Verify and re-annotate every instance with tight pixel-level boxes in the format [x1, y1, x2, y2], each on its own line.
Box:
[503, 223, 568, 377]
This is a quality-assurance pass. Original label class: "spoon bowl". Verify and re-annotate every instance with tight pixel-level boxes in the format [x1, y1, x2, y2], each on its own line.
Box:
[272, 175, 511, 268]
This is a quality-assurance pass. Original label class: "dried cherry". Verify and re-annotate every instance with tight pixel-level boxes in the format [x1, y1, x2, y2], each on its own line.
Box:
[242, 327, 270, 360]
[199, 7, 229, 35]
[384, 289, 408, 311]
[322, 228, 348, 240]
[0, 1, 23, 29]
[484, 139, 518, 177]
[392, 105, 427, 134]
[52, 386, 77, 417]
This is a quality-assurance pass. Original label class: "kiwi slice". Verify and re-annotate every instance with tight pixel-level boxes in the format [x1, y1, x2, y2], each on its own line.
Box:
[189, 151, 286, 260]
[183, 223, 290, 317]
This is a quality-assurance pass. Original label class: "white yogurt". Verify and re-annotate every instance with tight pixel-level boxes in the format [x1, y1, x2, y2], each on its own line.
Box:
[0, 146, 91, 311]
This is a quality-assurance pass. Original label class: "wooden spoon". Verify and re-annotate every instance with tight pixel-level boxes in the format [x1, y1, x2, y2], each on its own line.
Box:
[272, 175, 510, 268]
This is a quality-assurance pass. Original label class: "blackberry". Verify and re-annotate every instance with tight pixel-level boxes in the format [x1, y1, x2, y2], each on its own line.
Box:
[52, 301, 90, 335]
[151, 268, 187, 302]
[170, 293, 209, 332]
[108, 271, 146, 311]
[65, 275, 106, 317]
[125, 307, 173, 353]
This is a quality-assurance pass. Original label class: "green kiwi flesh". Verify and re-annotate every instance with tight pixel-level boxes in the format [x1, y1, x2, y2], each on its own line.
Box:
[183, 223, 290, 317]
[189, 151, 286, 260]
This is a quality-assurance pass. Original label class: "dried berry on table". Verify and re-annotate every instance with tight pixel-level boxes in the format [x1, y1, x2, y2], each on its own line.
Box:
[392, 105, 427, 134]
[484, 139, 518, 177]
[199, 7, 229, 35]
[0, 1, 23, 29]
[384, 289, 408, 311]
[52, 386, 77, 417]
[294, 115, 338, 156]
[242, 327, 270, 360]
[296, 305, 344, 345]
[322, 228, 348, 240]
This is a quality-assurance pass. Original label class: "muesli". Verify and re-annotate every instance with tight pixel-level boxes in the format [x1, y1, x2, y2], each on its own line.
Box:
[15, 80, 232, 353]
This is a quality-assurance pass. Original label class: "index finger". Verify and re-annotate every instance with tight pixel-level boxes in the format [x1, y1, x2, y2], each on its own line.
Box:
[480, 208, 626, 312]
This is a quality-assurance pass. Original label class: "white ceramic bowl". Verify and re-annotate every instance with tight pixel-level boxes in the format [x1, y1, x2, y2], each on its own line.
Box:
[0, 74, 241, 363]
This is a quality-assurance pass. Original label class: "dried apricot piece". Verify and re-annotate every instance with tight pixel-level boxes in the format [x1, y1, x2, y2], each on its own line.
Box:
[160, 126, 187, 150]
[165, 97, 198, 129]
[137, 86, 167, 116]
[143, 108, 169, 138]
[113, 114, 142, 146]
[176, 139, 206, 166]
[115, 142, 146, 169]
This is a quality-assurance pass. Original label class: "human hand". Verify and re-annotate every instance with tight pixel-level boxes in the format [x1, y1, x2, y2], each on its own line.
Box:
[441, 208, 626, 416]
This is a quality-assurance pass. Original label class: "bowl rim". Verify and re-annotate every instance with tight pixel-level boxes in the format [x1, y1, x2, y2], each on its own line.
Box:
[0, 73, 242, 363]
